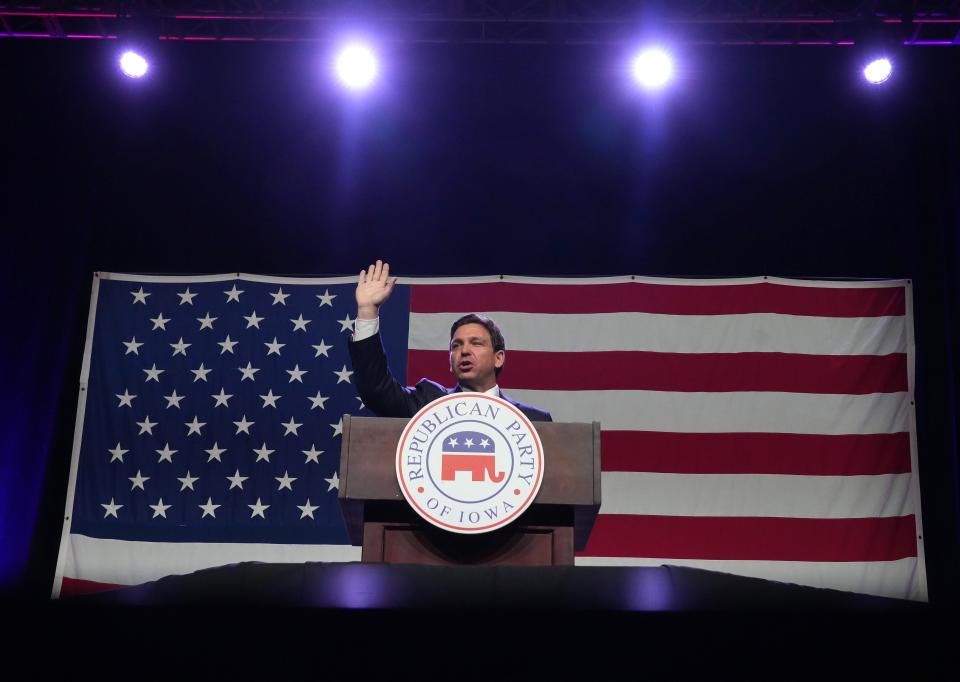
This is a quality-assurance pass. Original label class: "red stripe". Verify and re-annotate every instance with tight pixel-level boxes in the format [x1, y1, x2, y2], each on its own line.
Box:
[407, 350, 908, 394]
[59, 576, 124, 597]
[578, 515, 918, 561]
[410, 282, 906, 317]
[601, 431, 913, 476]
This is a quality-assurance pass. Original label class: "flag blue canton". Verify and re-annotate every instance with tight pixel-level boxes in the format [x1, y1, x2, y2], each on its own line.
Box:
[70, 276, 409, 546]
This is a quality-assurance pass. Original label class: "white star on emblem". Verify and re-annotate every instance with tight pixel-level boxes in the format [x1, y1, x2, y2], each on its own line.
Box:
[156, 443, 178, 463]
[199, 497, 220, 518]
[136, 416, 158, 435]
[185, 415, 206, 436]
[447, 437, 458, 447]
[330, 418, 343, 437]
[217, 335, 238, 354]
[150, 313, 170, 330]
[177, 470, 199, 491]
[244, 310, 264, 329]
[116, 389, 136, 408]
[149, 498, 172, 519]
[211, 388, 233, 407]
[238, 362, 260, 382]
[226, 469, 248, 490]
[131, 287, 150, 304]
[253, 442, 275, 462]
[324, 472, 340, 491]
[224, 284, 244, 302]
[143, 364, 164, 382]
[316, 289, 336, 307]
[205, 442, 227, 462]
[170, 337, 191, 357]
[264, 337, 285, 356]
[248, 498, 270, 519]
[177, 288, 197, 305]
[286, 364, 307, 383]
[464, 438, 474, 447]
[312, 339, 333, 358]
[190, 363, 212, 382]
[128, 470, 150, 491]
[308, 391, 329, 410]
[259, 389, 281, 408]
[197, 312, 217, 330]
[282, 417, 302, 436]
[233, 415, 254, 435]
[298, 499, 319, 519]
[480, 438, 490, 448]
[101, 498, 123, 518]
[291, 314, 311, 332]
[108, 442, 129, 462]
[333, 365, 354, 384]
[302, 444, 324, 464]
[123, 337, 144, 355]
[337, 314, 355, 332]
[270, 288, 290, 306]
[275, 471, 297, 491]
[164, 389, 185, 409]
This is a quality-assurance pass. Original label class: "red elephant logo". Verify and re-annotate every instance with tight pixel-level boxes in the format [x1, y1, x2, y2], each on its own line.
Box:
[441, 454, 505, 483]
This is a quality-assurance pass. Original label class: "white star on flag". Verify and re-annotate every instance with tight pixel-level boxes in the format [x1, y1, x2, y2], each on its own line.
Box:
[282, 417, 303, 436]
[324, 472, 340, 491]
[291, 314, 311, 332]
[270, 288, 290, 306]
[123, 337, 144, 355]
[233, 415, 254, 435]
[205, 442, 227, 462]
[177, 288, 197, 305]
[244, 311, 264, 328]
[116, 389, 136, 407]
[238, 362, 260, 382]
[143, 364, 164, 382]
[312, 339, 333, 357]
[101, 498, 123, 518]
[129, 470, 150, 491]
[224, 284, 244, 302]
[265, 337, 285, 356]
[156, 443, 178, 463]
[136, 416, 158, 435]
[164, 389, 185, 409]
[199, 498, 220, 518]
[302, 445, 323, 464]
[191, 363, 212, 382]
[337, 314, 355, 332]
[197, 312, 217, 330]
[150, 313, 170, 330]
[131, 287, 150, 304]
[226, 469, 248, 490]
[185, 416, 206, 436]
[249, 498, 270, 518]
[260, 389, 281, 408]
[286, 365, 307, 383]
[108, 443, 128, 463]
[334, 365, 354, 384]
[253, 443, 275, 462]
[308, 392, 329, 410]
[316, 289, 336, 307]
[150, 498, 172, 518]
[298, 499, 318, 519]
[170, 337, 191, 356]
[330, 418, 343, 437]
[177, 471, 199, 491]
[218, 335, 238, 354]
[275, 471, 297, 491]
[211, 388, 233, 407]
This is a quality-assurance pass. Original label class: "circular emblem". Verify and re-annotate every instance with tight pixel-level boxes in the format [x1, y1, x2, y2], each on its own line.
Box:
[396, 393, 545, 534]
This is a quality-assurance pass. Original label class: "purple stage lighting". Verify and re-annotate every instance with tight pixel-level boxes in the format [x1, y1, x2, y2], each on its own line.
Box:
[863, 58, 893, 85]
[119, 50, 149, 79]
[334, 42, 379, 91]
[631, 48, 674, 90]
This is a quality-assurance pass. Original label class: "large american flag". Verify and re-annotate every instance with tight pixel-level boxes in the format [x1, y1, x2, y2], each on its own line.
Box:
[54, 273, 926, 601]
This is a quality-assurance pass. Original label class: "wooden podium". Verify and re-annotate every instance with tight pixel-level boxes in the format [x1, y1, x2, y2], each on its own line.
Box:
[338, 415, 601, 566]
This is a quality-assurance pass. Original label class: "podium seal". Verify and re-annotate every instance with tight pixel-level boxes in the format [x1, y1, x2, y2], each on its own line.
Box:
[396, 393, 545, 534]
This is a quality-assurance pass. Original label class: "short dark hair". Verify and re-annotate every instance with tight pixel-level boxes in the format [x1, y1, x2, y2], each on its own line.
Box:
[450, 313, 506, 377]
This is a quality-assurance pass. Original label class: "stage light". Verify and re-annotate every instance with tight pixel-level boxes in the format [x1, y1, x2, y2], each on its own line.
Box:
[334, 42, 379, 91]
[631, 48, 674, 90]
[119, 50, 149, 79]
[863, 57, 893, 85]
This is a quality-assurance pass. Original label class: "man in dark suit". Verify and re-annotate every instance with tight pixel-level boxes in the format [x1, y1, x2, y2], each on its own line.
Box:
[347, 260, 552, 422]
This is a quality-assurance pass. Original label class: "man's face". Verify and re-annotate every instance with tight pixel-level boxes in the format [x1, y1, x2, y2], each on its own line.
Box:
[449, 323, 505, 392]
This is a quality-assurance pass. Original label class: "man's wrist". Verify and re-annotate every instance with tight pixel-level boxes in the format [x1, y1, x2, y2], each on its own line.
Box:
[357, 304, 379, 320]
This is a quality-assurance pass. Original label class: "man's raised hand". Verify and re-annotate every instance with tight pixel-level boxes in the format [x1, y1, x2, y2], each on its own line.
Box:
[356, 260, 398, 319]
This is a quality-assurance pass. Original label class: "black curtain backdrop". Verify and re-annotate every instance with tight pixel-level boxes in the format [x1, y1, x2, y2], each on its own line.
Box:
[2, 39, 958, 603]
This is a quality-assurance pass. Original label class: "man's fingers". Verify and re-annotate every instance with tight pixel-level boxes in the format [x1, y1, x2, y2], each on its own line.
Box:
[366, 263, 375, 282]
[373, 260, 383, 282]
[358, 269, 366, 284]
[382, 262, 390, 282]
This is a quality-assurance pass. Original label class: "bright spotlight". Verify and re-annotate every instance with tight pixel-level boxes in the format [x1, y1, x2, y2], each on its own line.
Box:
[631, 48, 674, 90]
[335, 43, 379, 91]
[119, 50, 149, 79]
[863, 58, 893, 85]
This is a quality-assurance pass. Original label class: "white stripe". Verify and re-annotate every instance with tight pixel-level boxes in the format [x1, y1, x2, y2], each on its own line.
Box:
[60, 534, 361, 590]
[599, 473, 914, 518]
[410, 312, 906, 355]
[508, 389, 910, 434]
[573, 556, 926, 602]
